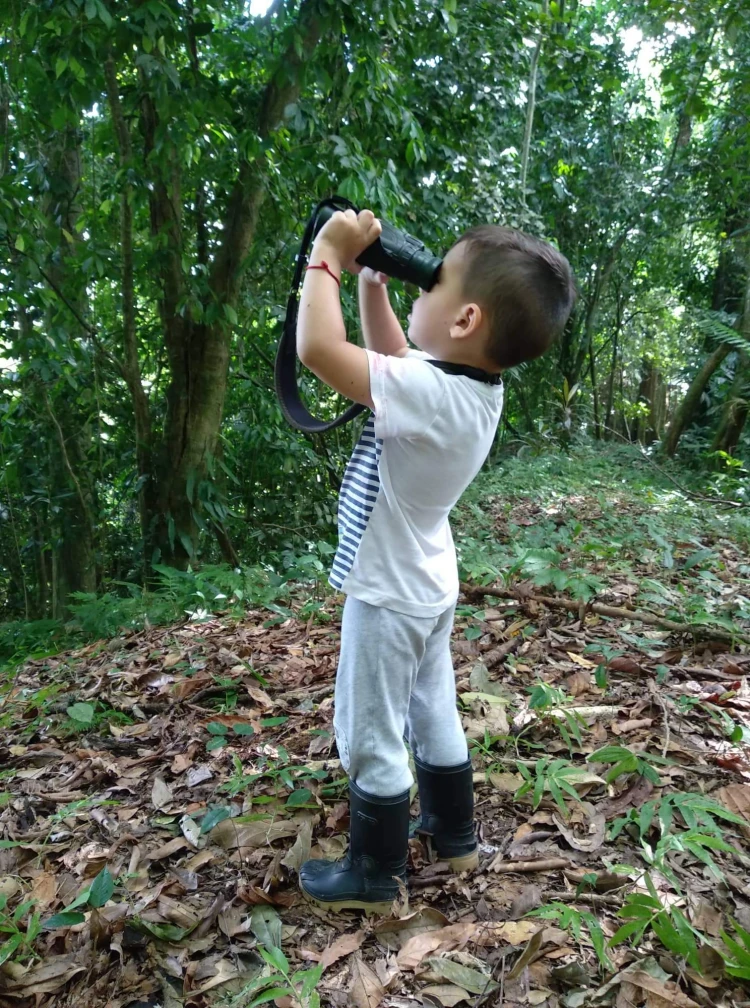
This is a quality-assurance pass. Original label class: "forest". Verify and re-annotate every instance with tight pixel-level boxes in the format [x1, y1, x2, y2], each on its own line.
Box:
[2, 0, 750, 1006]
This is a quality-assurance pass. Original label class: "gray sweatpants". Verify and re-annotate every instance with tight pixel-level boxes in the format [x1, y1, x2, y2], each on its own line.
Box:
[333, 596, 469, 797]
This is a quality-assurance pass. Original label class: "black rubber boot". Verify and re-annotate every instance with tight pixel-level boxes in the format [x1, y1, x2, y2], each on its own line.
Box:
[415, 755, 479, 872]
[299, 781, 410, 914]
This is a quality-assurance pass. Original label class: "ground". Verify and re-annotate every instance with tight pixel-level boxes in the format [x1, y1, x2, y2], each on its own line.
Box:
[2, 445, 750, 1007]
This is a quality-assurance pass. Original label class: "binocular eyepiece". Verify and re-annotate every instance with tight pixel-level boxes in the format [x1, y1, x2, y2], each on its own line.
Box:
[313, 201, 443, 292]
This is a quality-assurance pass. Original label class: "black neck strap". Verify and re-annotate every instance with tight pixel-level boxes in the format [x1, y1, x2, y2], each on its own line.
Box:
[426, 359, 503, 385]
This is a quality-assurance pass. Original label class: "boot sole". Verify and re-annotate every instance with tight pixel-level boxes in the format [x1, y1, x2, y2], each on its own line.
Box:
[446, 850, 479, 872]
[301, 886, 394, 916]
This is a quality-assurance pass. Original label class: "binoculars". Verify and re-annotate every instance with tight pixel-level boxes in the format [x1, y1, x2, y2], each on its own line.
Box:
[313, 202, 443, 292]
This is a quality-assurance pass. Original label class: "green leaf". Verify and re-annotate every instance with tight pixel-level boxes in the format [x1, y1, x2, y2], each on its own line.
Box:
[14, 234, 24, 252]
[260, 717, 289, 727]
[55, 57, 68, 78]
[609, 918, 647, 946]
[206, 737, 226, 751]
[233, 723, 254, 736]
[43, 911, 86, 930]
[286, 788, 313, 807]
[0, 934, 24, 966]
[206, 722, 229, 735]
[88, 868, 114, 908]
[251, 907, 282, 950]
[223, 304, 238, 325]
[67, 702, 95, 725]
[249, 989, 292, 1007]
[200, 807, 231, 834]
[464, 626, 483, 641]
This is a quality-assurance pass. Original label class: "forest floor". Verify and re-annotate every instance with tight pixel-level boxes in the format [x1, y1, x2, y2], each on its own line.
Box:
[2, 444, 750, 1008]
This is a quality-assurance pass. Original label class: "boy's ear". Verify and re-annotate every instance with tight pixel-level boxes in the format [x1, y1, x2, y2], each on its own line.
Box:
[449, 303, 483, 341]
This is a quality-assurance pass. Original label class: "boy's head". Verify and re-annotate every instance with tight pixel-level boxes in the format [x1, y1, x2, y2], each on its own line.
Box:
[407, 225, 576, 372]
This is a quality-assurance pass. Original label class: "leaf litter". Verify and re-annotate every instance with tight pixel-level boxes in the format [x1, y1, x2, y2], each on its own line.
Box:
[1, 561, 750, 1005]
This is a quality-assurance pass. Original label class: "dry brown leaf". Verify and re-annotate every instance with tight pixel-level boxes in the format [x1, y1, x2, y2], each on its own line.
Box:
[628, 971, 700, 1008]
[714, 783, 750, 838]
[350, 955, 385, 1008]
[0, 953, 86, 995]
[552, 809, 606, 852]
[29, 872, 57, 910]
[209, 817, 297, 852]
[280, 817, 314, 873]
[397, 923, 477, 971]
[375, 907, 450, 950]
[420, 983, 470, 1006]
[463, 703, 509, 739]
[151, 837, 189, 860]
[566, 652, 598, 668]
[488, 771, 523, 793]
[608, 656, 642, 675]
[564, 670, 592, 696]
[151, 775, 173, 811]
[506, 928, 545, 981]
[320, 929, 366, 969]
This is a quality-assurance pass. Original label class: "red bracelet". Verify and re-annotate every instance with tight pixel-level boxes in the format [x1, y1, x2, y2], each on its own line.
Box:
[306, 260, 341, 287]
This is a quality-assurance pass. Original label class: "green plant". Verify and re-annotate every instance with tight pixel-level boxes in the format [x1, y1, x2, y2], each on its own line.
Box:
[609, 792, 747, 843]
[609, 878, 703, 972]
[587, 744, 670, 784]
[527, 680, 588, 752]
[0, 895, 41, 966]
[205, 720, 255, 752]
[642, 830, 738, 889]
[720, 918, 750, 979]
[514, 757, 593, 818]
[528, 903, 613, 971]
[219, 751, 325, 806]
[43, 867, 116, 928]
[222, 944, 323, 1008]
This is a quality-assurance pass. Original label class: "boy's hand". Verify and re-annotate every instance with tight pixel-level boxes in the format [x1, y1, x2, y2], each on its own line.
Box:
[360, 266, 390, 287]
[312, 208, 382, 275]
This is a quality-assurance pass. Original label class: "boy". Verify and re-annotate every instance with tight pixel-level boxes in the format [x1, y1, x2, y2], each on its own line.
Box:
[296, 208, 575, 913]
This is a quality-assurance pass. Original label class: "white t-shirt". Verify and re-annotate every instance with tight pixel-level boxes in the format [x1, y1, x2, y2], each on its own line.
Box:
[329, 349, 504, 617]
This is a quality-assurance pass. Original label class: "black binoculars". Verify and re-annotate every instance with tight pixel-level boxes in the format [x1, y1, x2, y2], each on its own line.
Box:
[313, 200, 443, 292]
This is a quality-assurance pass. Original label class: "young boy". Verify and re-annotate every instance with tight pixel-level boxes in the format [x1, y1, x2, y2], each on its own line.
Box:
[296, 208, 576, 913]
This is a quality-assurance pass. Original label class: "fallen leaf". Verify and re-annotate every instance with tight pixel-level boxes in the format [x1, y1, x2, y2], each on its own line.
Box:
[375, 908, 450, 950]
[608, 656, 642, 675]
[209, 817, 297, 852]
[30, 872, 57, 910]
[488, 771, 524, 793]
[507, 928, 545, 981]
[463, 702, 509, 739]
[564, 671, 592, 696]
[350, 955, 385, 1008]
[151, 775, 173, 811]
[397, 923, 477, 971]
[566, 652, 598, 668]
[320, 930, 366, 969]
[553, 810, 606, 852]
[627, 971, 700, 1008]
[151, 837, 189, 860]
[0, 953, 86, 995]
[714, 783, 750, 838]
[420, 983, 469, 1006]
[280, 817, 314, 872]
[419, 958, 497, 996]
[508, 885, 543, 920]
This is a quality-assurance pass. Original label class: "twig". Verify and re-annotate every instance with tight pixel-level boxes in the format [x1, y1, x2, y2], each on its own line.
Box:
[651, 685, 671, 759]
[461, 582, 750, 645]
[545, 890, 622, 907]
[489, 856, 571, 874]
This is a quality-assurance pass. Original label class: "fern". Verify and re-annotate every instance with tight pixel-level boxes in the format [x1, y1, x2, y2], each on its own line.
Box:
[693, 309, 748, 354]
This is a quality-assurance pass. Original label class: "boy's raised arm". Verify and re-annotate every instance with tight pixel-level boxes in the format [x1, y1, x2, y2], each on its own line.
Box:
[358, 270, 409, 357]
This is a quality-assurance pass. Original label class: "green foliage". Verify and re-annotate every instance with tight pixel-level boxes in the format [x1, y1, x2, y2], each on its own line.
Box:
[221, 944, 324, 1008]
[528, 903, 613, 971]
[0, 896, 42, 967]
[515, 758, 591, 819]
[720, 918, 750, 980]
[587, 744, 670, 784]
[43, 867, 116, 929]
[609, 792, 748, 843]
[610, 882, 702, 973]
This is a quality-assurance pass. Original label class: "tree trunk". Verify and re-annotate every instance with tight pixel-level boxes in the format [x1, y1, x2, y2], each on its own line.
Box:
[520, 0, 547, 203]
[135, 0, 326, 568]
[636, 357, 663, 445]
[42, 126, 98, 612]
[662, 343, 732, 456]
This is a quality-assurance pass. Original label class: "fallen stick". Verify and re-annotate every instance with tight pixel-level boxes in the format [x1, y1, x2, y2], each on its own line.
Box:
[490, 856, 571, 874]
[461, 583, 750, 645]
[545, 891, 622, 907]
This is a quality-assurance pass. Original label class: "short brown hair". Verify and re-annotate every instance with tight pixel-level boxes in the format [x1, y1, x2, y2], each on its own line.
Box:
[454, 226, 576, 370]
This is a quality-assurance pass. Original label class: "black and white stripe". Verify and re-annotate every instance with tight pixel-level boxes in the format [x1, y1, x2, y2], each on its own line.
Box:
[329, 416, 383, 590]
